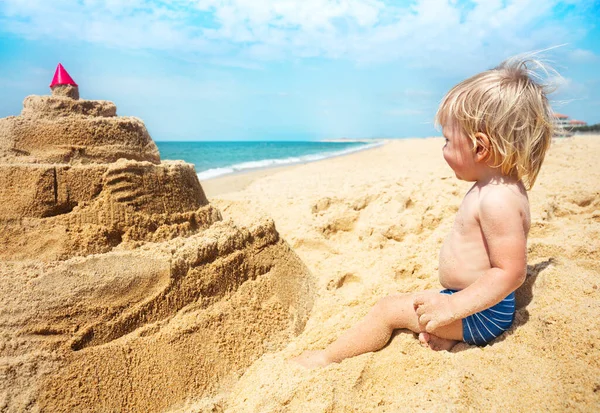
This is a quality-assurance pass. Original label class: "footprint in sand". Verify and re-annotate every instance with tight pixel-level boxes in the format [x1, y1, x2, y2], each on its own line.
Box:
[327, 272, 361, 290]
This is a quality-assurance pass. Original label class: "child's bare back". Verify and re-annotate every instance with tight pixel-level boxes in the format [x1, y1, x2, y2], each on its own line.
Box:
[293, 55, 554, 369]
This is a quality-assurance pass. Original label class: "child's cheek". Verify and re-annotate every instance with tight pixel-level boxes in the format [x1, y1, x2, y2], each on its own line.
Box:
[442, 148, 453, 167]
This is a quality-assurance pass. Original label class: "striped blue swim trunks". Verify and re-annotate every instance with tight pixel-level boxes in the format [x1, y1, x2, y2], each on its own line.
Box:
[440, 289, 515, 346]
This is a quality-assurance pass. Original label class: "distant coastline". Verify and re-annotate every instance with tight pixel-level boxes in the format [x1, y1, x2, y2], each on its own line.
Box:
[319, 138, 384, 143]
[157, 140, 386, 181]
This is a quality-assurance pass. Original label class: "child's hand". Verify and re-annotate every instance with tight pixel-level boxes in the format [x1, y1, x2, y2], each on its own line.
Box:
[413, 292, 458, 332]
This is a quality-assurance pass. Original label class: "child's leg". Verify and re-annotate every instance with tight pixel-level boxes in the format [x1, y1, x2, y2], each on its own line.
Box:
[292, 291, 463, 368]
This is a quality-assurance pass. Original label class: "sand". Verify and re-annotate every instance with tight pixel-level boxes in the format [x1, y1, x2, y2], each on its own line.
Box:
[201, 164, 301, 197]
[1, 88, 599, 412]
[200, 135, 600, 412]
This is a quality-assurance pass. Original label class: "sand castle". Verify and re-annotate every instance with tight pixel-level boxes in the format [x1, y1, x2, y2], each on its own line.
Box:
[0, 65, 314, 411]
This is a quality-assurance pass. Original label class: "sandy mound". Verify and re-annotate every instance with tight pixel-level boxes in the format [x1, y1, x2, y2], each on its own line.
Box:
[0, 95, 159, 164]
[0, 92, 314, 411]
[209, 137, 600, 412]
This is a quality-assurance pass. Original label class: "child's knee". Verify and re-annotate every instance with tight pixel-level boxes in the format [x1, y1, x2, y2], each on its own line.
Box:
[371, 295, 407, 326]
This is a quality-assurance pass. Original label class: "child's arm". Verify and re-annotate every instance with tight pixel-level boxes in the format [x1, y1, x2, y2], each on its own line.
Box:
[415, 188, 527, 332]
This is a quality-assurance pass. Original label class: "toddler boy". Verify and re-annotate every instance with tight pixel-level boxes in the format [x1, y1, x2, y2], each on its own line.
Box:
[294, 55, 554, 367]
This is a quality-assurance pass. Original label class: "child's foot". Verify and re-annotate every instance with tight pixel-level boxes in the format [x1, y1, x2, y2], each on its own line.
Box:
[419, 332, 457, 351]
[291, 350, 331, 369]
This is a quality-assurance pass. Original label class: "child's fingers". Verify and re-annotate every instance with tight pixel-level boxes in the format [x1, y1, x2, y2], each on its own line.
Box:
[418, 313, 431, 326]
[425, 320, 439, 332]
[415, 304, 427, 316]
[413, 295, 425, 310]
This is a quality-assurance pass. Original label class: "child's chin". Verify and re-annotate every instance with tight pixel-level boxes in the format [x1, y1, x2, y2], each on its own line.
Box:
[454, 172, 476, 182]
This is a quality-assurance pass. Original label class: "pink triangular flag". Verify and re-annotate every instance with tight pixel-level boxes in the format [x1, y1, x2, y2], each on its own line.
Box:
[50, 63, 78, 87]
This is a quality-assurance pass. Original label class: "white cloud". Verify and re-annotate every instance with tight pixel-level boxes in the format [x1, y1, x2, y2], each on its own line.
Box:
[552, 76, 589, 99]
[0, 0, 594, 71]
[569, 48, 599, 62]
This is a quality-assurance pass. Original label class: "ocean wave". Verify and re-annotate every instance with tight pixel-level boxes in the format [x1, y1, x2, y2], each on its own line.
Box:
[196, 141, 384, 181]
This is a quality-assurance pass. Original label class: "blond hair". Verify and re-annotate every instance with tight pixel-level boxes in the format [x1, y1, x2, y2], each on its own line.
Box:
[436, 55, 555, 189]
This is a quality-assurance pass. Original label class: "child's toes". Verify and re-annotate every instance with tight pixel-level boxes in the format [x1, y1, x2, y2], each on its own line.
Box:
[418, 332, 430, 347]
[427, 336, 457, 352]
[290, 350, 330, 369]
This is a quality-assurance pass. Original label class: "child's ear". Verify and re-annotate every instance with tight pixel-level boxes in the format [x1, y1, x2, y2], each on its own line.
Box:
[473, 132, 491, 162]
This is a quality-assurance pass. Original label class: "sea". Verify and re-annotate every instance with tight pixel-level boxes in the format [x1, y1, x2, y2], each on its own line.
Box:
[155, 141, 383, 180]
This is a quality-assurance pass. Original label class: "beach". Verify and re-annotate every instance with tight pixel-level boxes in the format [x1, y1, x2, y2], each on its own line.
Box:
[198, 135, 600, 412]
[201, 163, 308, 196]
[199, 141, 383, 197]
[2, 108, 600, 411]
[2, 2, 599, 410]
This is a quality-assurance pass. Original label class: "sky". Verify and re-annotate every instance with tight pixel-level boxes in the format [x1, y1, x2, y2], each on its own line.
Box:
[0, 0, 599, 141]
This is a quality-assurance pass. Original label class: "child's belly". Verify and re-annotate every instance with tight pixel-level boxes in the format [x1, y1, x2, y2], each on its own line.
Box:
[438, 232, 491, 290]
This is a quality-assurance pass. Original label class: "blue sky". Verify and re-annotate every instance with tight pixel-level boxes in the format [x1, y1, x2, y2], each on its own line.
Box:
[0, 0, 598, 141]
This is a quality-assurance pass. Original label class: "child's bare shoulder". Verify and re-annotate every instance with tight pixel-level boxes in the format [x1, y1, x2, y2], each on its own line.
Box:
[480, 180, 527, 201]
[477, 180, 530, 226]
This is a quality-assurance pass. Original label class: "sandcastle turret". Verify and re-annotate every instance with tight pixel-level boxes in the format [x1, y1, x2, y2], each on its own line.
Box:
[0, 63, 160, 165]
[50, 63, 80, 99]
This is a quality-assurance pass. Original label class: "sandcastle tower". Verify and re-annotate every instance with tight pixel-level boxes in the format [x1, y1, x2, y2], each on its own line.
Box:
[0, 65, 314, 412]
[0, 63, 213, 244]
[1, 63, 161, 166]
[50, 63, 80, 99]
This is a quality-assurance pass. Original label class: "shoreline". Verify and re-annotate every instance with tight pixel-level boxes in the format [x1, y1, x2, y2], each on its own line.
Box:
[201, 139, 390, 198]
[201, 163, 301, 198]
